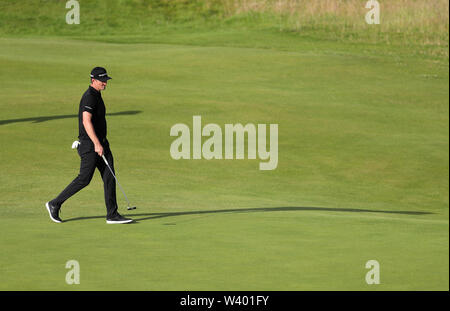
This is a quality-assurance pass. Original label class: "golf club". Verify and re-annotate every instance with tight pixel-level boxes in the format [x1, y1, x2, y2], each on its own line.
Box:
[102, 155, 137, 211]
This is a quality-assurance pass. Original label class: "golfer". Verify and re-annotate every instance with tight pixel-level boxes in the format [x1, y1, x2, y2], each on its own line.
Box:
[46, 67, 133, 224]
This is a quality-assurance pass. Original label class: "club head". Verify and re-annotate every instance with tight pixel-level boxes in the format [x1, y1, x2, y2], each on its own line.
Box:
[127, 206, 137, 210]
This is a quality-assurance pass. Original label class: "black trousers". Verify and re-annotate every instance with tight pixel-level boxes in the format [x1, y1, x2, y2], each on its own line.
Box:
[50, 139, 119, 219]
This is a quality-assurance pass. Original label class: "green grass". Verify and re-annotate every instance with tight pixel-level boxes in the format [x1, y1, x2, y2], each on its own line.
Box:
[0, 0, 448, 291]
[0, 0, 448, 59]
[0, 36, 447, 290]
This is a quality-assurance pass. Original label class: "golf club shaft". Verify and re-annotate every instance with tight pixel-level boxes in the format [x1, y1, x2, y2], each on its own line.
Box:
[102, 155, 131, 207]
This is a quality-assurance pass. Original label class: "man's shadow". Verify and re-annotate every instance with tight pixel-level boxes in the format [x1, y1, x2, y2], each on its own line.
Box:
[0, 110, 142, 126]
[63, 206, 432, 223]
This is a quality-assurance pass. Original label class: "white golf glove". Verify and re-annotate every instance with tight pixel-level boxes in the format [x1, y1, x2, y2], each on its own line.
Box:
[71, 140, 80, 149]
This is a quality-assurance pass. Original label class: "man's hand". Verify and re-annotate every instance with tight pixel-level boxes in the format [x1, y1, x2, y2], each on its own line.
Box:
[94, 143, 104, 157]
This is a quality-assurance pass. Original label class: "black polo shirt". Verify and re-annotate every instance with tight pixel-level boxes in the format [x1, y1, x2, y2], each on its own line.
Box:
[78, 86, 107, 142]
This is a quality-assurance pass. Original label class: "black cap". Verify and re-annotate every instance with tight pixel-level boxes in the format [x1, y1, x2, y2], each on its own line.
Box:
[90, 67, 112, 82]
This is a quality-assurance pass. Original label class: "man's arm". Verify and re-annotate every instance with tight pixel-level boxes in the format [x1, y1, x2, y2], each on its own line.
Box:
[82, 111, 104, 157]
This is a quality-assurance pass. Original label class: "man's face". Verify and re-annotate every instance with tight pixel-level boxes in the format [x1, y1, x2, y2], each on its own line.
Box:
[91, 78, 107, 91]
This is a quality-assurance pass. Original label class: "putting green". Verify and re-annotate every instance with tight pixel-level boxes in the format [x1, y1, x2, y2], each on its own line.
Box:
[0, 36, 448, 290]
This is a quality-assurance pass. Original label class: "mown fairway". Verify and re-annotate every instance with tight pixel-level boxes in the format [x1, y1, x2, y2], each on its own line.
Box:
[0, 34, 448, 290]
